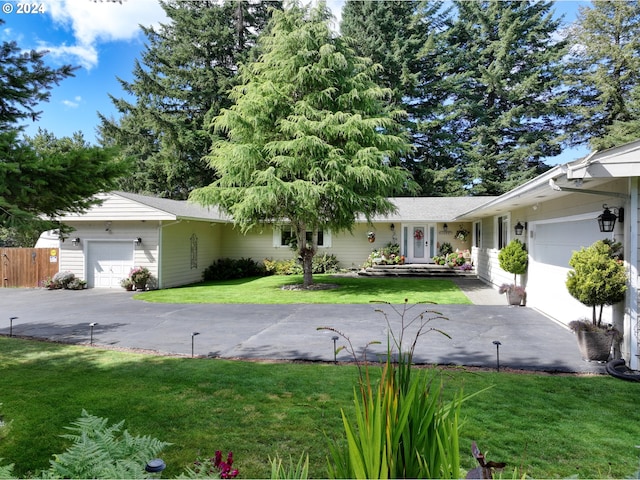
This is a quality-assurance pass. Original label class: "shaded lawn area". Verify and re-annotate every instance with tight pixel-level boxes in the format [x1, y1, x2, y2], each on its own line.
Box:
[1, 338, 640, 479]
[135, 274, 472, 304]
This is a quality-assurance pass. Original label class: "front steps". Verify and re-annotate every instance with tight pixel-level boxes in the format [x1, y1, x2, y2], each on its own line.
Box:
[358, 263, 477, 278]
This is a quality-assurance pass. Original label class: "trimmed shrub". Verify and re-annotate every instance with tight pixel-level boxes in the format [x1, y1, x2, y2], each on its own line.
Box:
[202, 258, 265, 281]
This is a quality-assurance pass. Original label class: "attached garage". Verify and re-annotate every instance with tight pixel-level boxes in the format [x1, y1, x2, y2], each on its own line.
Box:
[86, 241, 135, 288]
[528, 214, 610, 325]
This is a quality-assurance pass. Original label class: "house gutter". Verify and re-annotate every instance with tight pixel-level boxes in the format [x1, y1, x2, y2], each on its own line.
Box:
[454, 164, 567, 219]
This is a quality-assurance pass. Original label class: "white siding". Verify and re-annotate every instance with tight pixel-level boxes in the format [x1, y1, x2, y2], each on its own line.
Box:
[59, 221, 159, 283]
[61, 193, 176, 221]
[160, 221, 221, 288]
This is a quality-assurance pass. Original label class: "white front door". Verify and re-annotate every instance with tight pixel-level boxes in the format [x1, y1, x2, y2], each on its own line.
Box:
[87, 241, 134, 288]
[404, 224, 436, 263]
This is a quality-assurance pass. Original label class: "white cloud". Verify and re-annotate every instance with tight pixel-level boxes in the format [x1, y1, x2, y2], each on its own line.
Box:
[62, 96, 82, 108]
[38, 41, 98, 70]
[44, 0, 167, 69]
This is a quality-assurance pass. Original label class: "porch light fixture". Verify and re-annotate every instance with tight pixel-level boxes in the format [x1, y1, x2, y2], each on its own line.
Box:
[597, 204, 624, 233]
[514, 222, 526, 236]
[390, 223, 395, 232]
[443, 223, 448, 231]
[71, 237, 80, 246]
[135, 237, 142, 246]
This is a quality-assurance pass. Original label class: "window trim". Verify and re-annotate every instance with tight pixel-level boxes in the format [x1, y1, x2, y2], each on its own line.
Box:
[495, 214, 510, 250]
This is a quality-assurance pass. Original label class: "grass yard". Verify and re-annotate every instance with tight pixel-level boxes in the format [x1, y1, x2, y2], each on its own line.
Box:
[135, 274, 472, 304]
[1, 337, 639, 479]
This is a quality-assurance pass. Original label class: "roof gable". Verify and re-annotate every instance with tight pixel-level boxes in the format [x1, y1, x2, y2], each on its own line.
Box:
[60, 192, 228, 222]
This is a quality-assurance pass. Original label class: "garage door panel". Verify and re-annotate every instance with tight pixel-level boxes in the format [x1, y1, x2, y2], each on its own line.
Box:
[87, 241, 134, 288]
[530, 219, 609, 324]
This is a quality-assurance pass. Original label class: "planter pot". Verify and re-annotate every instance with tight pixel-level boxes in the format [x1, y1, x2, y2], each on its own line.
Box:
[507, 291, 525, 306]
[575, 329, 613, 362]
[368, 237, 375, 243]
[134, 282, 147, 291]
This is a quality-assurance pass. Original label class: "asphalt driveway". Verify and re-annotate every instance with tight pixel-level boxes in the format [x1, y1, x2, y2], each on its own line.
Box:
[0, 283, 606, 374]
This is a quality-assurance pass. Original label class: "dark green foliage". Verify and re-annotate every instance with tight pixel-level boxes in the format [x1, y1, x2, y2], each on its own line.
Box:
[190, 3, 416, 287]
[439, 0, 564, 195]
[0, 130, 129, 234]
[563, 1, 640, 150]
[99, 0, 279, 198]
[341, 0, 461, 196]
[566, 239, 627, 327]
[498, 239, 528, 285]
[202, 257, 265, 281]
[0, 19, 76, 130]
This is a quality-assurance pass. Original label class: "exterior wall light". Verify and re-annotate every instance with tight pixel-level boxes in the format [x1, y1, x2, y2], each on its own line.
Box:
[514, 221, 526, 236]
[71, 237, 80, 246]
[597, 204, 624, 233]
[135, 237, 142, 246]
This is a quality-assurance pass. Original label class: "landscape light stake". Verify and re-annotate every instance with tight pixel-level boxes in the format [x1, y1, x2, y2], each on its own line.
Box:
[191, 332, 200, 358]
[145, 458, 166, 478]
[493, 340, 502, 372]
[332, 335, 339, 363]
[9, 316, 17, 337]
[89, 322, 98, 345]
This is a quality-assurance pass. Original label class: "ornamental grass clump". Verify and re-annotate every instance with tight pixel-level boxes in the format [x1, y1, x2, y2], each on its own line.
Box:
[320, 300, 487, 479]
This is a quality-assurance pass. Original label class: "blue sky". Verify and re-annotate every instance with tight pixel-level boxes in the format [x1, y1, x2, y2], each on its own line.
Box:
[4, 0, 590, 165]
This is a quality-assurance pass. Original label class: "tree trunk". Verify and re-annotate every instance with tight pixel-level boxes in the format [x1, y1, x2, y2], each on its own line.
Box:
[296, 224, 317, 288]
[302, 252, 314, 288]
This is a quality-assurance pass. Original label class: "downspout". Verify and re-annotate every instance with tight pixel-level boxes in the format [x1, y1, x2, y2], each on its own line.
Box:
[158, 219, 182, 289]
[629, 177, 639, 369]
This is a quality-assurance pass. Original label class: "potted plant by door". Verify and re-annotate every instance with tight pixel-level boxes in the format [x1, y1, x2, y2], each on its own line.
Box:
[129, 266, 151, 291]
[566, 240, 626, 362]
[497, 239, 528, 306]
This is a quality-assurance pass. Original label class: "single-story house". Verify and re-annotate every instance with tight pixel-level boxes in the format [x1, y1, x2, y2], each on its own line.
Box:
[50, 139, 640, 368]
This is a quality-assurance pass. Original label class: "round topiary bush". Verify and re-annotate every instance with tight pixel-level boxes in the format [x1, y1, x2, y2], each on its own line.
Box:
[498, 239, 528, 285]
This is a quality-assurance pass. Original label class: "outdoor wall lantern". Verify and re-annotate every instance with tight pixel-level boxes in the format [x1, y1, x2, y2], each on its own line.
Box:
[443, 223, 448, 231]
[514, 221, 526, 236]
[390, 223, 395, 232]
[135, 237, 142, 246]
[71, 237, 80, 246]
[597, 204, 624, 233]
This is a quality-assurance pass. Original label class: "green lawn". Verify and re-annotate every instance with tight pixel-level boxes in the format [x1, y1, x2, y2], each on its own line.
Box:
[135, 275, 472, 304]
[1, 337, 639, 479]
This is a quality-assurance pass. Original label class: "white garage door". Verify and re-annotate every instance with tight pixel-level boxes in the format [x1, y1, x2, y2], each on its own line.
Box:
[528, 219, 609, 324]
[87, 241, 134, 288]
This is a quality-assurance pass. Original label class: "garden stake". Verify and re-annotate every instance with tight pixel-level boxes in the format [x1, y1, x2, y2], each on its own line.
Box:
[89, 322, 98, 345]
[332, 335, 339, 363]
[191, 332, 200, 357]
[493, 340, 501, 372]
[9, 316, 17, 337]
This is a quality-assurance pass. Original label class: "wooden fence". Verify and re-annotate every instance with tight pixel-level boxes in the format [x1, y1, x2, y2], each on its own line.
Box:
[1, 248, 60, 288]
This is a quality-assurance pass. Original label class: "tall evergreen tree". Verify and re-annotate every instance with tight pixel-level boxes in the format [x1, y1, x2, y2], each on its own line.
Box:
[563, 1, 640, 150]
[440, 0, 565, 195]
[0, 19, 126, 244]
[341, 0, 460, 195]
[190, 2, 416, 287]
[99, 0, 279, 198]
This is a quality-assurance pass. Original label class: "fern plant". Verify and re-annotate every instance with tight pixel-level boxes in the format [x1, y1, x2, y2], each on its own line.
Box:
[42, 410, 171, 479]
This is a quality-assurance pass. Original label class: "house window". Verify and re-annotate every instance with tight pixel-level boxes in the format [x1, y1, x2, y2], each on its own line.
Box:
[496, 215, 510, 249]
[473, 221, 482, 248]
[275, 226, 330, 248]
